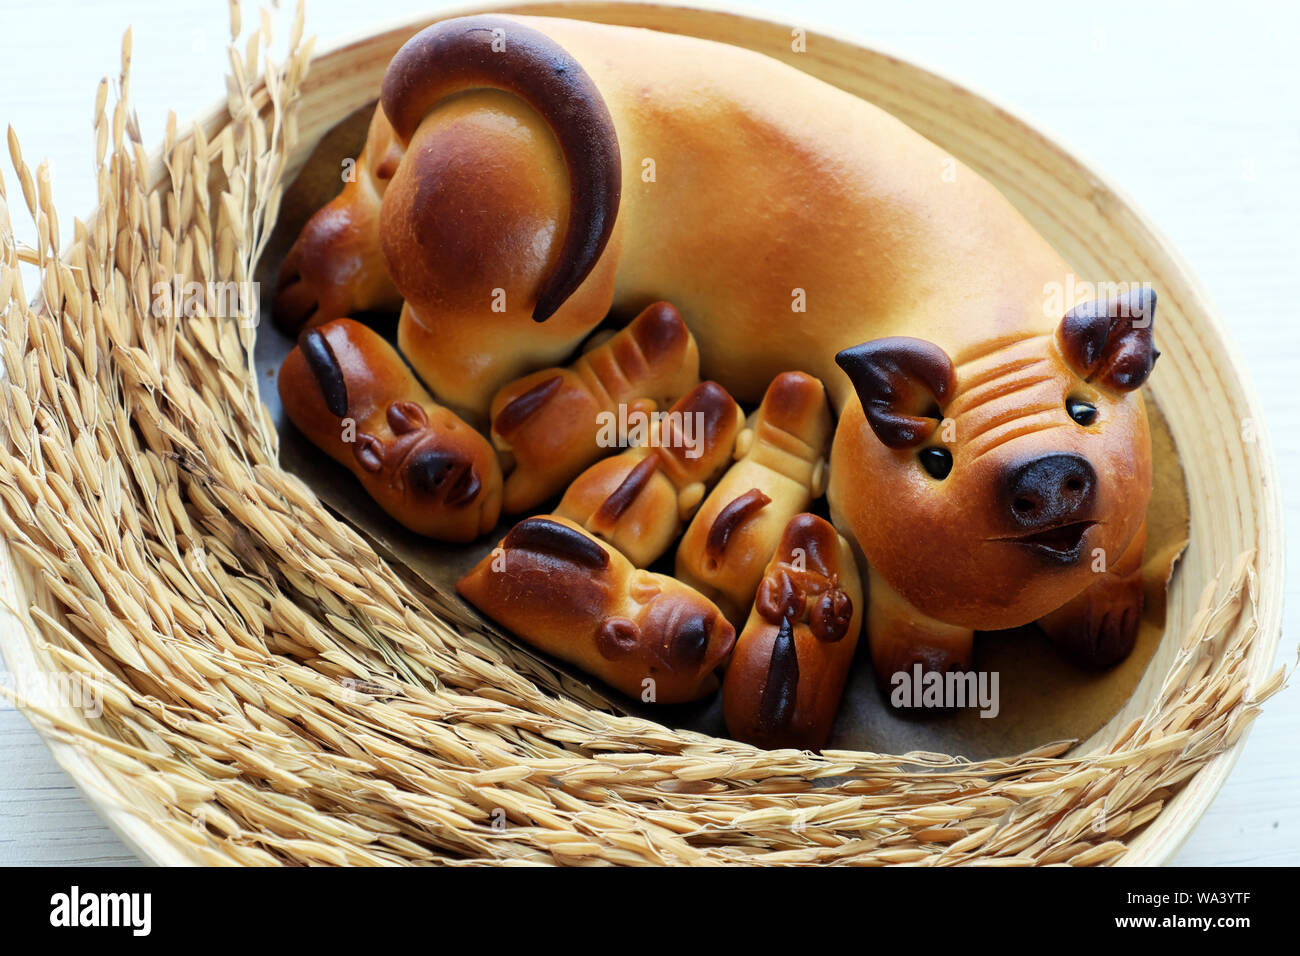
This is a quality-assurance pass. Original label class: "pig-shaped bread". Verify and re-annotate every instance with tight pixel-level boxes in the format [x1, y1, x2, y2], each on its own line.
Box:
[457, 516, 736, 703]
[832, 290, 1155, 682]
[724, 513, 863, 751]
[276, 14, 1160, 698]
[278, 318, 502, 541]
[489, 300, 701, 513]
[675, 371, 833, 624]
[555, 380, 745, 567]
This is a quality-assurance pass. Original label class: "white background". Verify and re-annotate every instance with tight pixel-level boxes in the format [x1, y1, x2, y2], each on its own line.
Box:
[0, 0, 1296, 865]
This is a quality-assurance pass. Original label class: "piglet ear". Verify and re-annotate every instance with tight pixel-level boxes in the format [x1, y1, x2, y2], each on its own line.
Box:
[503, 517, 610, 570]
[835, 337, 956, 449]
[1057, 287, 1159, 392]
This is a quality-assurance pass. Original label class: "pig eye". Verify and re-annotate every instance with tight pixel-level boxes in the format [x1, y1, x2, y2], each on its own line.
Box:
[919, 447, 952, 480]
[1067, 399, 1098, 427]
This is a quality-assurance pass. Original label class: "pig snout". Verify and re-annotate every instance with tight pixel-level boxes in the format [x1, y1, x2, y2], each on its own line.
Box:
[407, 446, 482, 508]
[1002, 453, 1096, 530]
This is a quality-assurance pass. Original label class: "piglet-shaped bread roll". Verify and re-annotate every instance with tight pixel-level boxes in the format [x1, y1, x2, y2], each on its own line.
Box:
[273, 105, 405, 333]
[675, 371, 833, 622]
[554, 381, 744, 567]
[457, 516, 735, 704]
[488, 301, 700, 513]
[278, 318, 502, 542]
[723, 513, 863, 751]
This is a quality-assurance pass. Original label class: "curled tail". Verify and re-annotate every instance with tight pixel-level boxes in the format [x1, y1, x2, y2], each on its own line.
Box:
[381, 15, 622, 323]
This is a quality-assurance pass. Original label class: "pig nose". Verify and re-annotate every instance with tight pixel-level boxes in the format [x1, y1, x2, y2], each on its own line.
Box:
[1003, 453, 1096, 529]
[408, 448, 481, 507]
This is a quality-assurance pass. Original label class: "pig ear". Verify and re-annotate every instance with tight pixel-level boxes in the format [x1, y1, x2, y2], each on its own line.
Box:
[835, 337, 956, 449]
[1057, 287, 1159, 392]
[502, 517, 610, 570]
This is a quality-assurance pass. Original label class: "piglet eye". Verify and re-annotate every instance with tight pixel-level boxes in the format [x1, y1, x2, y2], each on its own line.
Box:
[1067, 399, 1098, 427]
[919, 447, 952, 480]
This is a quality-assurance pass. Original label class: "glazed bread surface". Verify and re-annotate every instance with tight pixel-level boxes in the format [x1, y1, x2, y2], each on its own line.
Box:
[488, 300, 701, 513]
[457, 516, 736, 703]
[676, 371, 832, 623]
[555, 380, 744, 566]
[278, 318, 503, 541]
[723, 513, 863, 751]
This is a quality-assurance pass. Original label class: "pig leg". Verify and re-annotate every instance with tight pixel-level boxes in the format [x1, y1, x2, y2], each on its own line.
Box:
[273, 105, 405, 333]
[866, 567, 975, 708]
[1036, 518, 1147, 669]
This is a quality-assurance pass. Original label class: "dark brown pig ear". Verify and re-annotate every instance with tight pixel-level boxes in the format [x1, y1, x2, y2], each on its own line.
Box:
[835, 337, 956, 449]
[502, 518, 610, 570]
[1057, 287, 1159, 392]
[298, 327, 349, 418]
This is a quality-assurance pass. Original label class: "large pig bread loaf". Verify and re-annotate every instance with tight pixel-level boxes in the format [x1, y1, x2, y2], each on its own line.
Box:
[278, 318, 503, 541]
[457, 516, 736, 703]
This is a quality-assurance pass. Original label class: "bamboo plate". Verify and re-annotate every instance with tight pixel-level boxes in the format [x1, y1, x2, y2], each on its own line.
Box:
[0, 1, 1284, 866]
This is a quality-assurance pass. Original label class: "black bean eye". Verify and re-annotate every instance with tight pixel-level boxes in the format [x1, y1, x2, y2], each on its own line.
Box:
[1067, 399, 1098, 427]
[919, 447, 952, 480]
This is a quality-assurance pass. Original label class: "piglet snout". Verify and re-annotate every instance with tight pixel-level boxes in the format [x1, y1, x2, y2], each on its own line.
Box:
[407, 447, 481, 507]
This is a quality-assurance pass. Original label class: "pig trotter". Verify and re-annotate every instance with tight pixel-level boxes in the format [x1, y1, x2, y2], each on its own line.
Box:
[865, 567, 975, 712]
[1038, 519, 1147, 669]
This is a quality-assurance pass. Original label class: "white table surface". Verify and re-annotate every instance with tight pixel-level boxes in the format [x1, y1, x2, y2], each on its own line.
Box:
[1, 0, 1296, 867]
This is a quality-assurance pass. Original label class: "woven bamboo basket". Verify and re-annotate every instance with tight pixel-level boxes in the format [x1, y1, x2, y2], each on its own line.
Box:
[0, 0, 1286, 866]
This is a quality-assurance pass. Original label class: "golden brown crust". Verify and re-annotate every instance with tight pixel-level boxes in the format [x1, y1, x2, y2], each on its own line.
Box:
[554, 380, 743, 566]
[280, 14, 1091, 409]
[676, 371, 832, 622]
[705, 489, 772, 564]
[278, 318, 502, 541]
[1037, 517, 1147, 669]
[380, 15, 620, 322]
[553, 455, 680, 567]
[380, 85, 623, 415]
[653, 381, 746, 489]
[489, 301, 700, 513]
[592, 455, 662, 528]
[723, 513, 863, 751]
[864, 565, 975, 702]
[456, 516, 735, 703]
[273, 105, 404, 333]
[271, 15, 1158, 686]
[829, 324, 1154, 632]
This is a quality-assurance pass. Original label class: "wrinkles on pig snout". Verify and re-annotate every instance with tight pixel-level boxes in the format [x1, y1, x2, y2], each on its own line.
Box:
[948, 339, 1069, 456]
